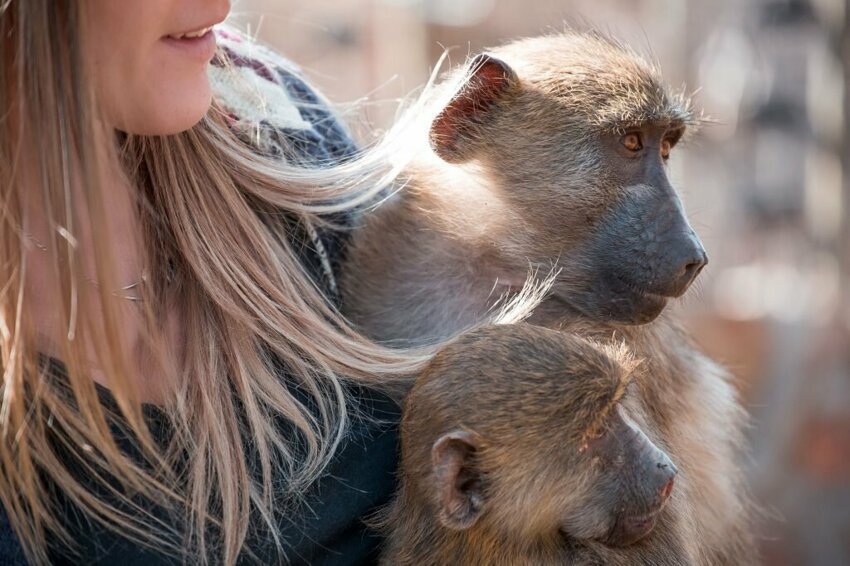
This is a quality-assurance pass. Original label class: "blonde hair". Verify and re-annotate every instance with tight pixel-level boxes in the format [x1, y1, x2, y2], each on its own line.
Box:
[0, 1, 550, 562]
[0, 1, 450, 563]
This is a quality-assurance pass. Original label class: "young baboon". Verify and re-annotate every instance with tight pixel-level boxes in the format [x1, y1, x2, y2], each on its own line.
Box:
[343, 32, 755, 563]
[380, 324, 690, 566]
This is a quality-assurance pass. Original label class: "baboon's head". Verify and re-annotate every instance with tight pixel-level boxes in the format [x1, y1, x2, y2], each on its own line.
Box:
[401, 324, 677, 550]
[429, 32, 707, 324]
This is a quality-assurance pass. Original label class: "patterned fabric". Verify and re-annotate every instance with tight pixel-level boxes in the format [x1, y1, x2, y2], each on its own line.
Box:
[0, 28, 368, 565]
[210, 27, 358, 304]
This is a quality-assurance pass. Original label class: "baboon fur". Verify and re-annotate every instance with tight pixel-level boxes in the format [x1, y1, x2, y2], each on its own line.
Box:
[341, 32, 756, 564]
[380, 324, 691, 565]
[341, 31, 701, 342]
[380, 319, 754, 565]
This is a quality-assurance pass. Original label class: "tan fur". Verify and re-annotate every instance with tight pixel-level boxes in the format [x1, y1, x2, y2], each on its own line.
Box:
[341, 32, 700, 344]
[551, 314, 756, 565]
[342, 31, 755, 564]
[379, 324, 695, 565]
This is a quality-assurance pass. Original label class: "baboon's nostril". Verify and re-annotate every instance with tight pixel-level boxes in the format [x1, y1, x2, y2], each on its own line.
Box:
[667, 246, 707, 296]
[681, 259, 704, 280]
[658, 477, 675, 502]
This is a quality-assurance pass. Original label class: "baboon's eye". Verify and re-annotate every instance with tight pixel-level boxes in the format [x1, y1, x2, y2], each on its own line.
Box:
[621, 132, 643, 152]
[661, 138, 672, 160]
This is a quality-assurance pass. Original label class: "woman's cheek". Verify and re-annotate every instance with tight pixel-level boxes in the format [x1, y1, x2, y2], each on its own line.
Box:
[84, 0, 220, 135]
[114, 46, 215, 135]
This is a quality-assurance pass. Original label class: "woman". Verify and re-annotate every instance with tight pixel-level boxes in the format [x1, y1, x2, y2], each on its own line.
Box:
[0, 1, 456, 563]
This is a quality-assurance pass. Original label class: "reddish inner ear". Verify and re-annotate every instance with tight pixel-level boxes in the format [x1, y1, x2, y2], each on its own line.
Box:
[432, 430, 484, 529]
[451, 59, 515, 118]
[430, 55, 517, 162]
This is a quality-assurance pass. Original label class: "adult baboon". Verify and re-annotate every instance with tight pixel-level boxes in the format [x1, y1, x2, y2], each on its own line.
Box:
[342, 32, 706, 344]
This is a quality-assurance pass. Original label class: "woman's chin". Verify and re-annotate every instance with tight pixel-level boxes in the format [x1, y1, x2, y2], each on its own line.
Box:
[109, 80, 213, 136]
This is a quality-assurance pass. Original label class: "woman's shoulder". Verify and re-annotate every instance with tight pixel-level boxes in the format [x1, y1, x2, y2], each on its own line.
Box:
[210, 27, 358, 167]
[210, 28, 357, 305]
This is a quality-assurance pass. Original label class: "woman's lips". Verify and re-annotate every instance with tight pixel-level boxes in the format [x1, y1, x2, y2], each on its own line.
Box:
[161, 27, 217, 62]
[168, 26, 214, 40]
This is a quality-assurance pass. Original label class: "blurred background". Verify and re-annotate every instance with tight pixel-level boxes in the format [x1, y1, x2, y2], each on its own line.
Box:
[230, 0, 849, 563]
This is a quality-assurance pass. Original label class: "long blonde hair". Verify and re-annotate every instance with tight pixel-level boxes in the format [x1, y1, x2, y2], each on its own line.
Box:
[0, 1, 485, 563]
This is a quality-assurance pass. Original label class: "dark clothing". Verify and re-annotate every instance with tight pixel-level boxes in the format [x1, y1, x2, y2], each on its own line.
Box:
[0, 32, 398, 565]
[44, 384, 399, 566]
[0, 512, 25, 566]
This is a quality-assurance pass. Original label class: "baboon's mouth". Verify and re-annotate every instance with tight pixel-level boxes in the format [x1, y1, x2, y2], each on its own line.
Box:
[605, 509, 661, 547]
[553, 282, 669, 325]
[612, 274, 675, 302]
[607, 276, 671, 324]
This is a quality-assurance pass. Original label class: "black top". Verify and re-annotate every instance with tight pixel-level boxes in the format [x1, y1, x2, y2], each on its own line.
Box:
[46, 383, 400, 566]
[0, 56, 399, 565]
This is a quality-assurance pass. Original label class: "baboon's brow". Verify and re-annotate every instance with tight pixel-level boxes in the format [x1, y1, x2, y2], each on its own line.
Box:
[577, 367, 634, 445]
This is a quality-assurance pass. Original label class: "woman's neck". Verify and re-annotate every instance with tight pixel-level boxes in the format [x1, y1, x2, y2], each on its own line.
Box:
[21, 136, 171, 403]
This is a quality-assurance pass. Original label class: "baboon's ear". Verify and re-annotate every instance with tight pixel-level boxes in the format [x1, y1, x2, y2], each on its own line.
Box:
[429, 54, 518, 163]
[431, 430, 485, 530]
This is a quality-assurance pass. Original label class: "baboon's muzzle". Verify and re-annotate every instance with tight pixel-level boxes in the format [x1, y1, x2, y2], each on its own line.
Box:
[605, 410, 678, 547]
[570, 183, 708, 324]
